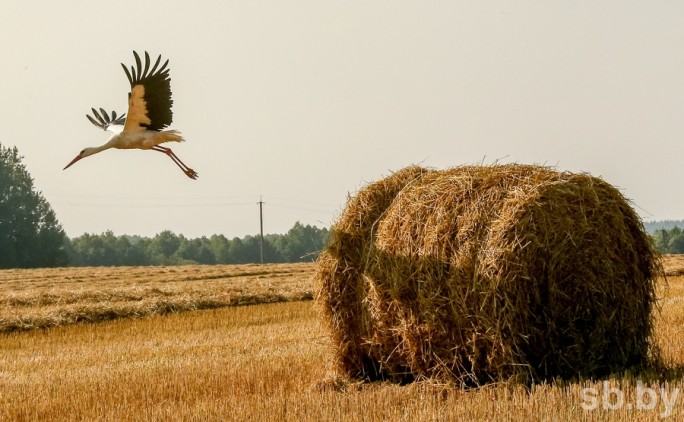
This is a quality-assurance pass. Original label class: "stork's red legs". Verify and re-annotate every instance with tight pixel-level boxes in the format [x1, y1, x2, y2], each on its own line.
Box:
[152, 146, 198, 179]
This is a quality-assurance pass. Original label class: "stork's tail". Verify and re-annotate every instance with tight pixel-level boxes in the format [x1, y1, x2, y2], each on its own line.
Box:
[158, 130, 185, 143]
[149, 130, 185, 148]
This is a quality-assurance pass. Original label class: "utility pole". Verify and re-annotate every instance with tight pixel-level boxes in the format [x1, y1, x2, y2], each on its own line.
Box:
[258, 196, 264, 264]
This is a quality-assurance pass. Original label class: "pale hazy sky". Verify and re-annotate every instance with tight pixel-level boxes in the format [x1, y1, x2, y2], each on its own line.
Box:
[2, 2, 683, 238]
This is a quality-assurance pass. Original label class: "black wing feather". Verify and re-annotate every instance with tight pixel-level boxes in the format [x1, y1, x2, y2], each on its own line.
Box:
[92, 108, 104, 125]
[112, 113, 126, 125]
[149, 54, 162, 76]
[142, 52, 151, 78]
[86, 114, 100, 128]
[133, 51, 142, 79]
[122, 50, 174, 131]
[121, 63, 133, 86]
[99, 108, 109, 122]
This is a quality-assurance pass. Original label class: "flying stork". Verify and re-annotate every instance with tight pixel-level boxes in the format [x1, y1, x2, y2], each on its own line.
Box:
[64, 51, 198, 179]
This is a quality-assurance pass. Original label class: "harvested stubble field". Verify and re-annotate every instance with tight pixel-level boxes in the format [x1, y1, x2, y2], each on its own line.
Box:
[0, 263, 314, 333]
[1, 256, 684, 420]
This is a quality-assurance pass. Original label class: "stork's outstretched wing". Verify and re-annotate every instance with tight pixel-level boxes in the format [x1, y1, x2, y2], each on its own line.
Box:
[121, 51, 173, 133]
[86, 108, 126, 133]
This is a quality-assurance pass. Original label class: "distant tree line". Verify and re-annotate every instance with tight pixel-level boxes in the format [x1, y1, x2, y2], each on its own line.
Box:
[644, 219, 684, 235]
[6, 141, 684, 269]
[65, 222, 329, 266]
[61, 223, 684, 266]
[652, 226, 684, 254]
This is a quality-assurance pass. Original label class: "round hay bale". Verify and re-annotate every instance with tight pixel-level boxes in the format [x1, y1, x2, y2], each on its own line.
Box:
[315, 164, 660, 386]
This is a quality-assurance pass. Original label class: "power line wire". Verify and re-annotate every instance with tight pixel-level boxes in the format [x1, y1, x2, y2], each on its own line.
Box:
[53, 201, 256, 208]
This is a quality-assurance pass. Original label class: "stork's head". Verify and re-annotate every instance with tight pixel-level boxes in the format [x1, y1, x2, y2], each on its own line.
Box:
[63, 147, 99, 170]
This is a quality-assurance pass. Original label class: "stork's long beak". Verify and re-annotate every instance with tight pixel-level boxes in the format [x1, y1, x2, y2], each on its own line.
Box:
[63, 154, 83, 170]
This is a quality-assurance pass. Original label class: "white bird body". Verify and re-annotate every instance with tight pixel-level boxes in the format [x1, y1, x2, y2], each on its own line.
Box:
[78, 130, 184, 161]
[95, 130, 183, 152]
[65, 51, 197, 179]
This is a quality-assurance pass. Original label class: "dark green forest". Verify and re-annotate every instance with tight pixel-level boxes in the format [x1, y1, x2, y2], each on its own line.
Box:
[65, 223, 683, 266]
[0, 144, 69, 268]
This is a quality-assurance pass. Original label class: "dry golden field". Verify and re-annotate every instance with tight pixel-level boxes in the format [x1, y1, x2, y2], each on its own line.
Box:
[1, 256, 684, 420]
[0, 263, 314, 333]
